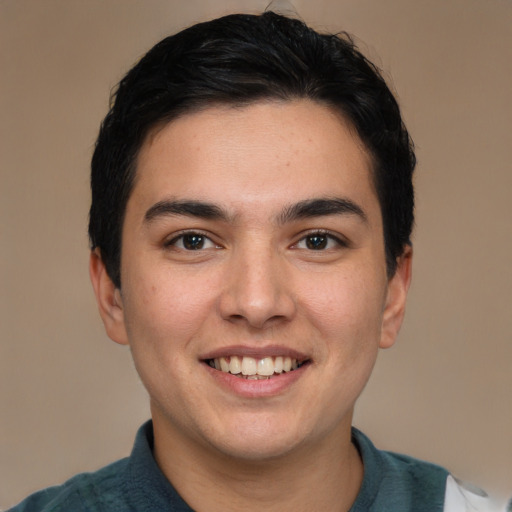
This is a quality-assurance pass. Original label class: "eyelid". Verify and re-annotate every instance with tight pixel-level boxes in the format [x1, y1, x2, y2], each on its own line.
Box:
[162, 228, 348, 250]
[164, 229, 221, 249]
[292, 229, 349, 250]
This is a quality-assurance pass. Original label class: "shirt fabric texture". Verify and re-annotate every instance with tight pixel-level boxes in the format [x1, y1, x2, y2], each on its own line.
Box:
[8, 420, 452, 512]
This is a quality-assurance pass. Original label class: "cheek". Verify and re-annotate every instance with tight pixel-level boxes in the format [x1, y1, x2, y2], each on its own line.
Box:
[121, 267, 219, 351]
[305, 266, 385, 322]
[300, 264, 387, 355]
[119, 274, 209, 405]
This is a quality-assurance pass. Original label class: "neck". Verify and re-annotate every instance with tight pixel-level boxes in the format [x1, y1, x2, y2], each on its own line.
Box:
[151, 409, 363, 512]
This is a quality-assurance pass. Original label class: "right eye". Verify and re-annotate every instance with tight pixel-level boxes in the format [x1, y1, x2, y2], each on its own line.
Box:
[166, 232, 218, 251]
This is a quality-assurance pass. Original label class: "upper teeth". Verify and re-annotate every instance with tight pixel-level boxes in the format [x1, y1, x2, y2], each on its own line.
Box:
[210, 356, 300, 377]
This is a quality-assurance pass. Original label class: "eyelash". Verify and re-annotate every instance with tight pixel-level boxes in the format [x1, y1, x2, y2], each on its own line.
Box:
[293, 230, 348, 251]
[164, 229, 347, 251]
[164, 231, 220, 251]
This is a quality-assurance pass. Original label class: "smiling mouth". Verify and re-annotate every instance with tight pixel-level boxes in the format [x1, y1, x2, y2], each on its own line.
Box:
[205, 356, 308, 380]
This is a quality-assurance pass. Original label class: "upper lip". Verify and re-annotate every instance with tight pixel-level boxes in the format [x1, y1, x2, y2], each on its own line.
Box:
[200, 344, 310, 362]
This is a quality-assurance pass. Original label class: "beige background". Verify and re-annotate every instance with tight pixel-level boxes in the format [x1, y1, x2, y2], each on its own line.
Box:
[1, 0, 511, 508]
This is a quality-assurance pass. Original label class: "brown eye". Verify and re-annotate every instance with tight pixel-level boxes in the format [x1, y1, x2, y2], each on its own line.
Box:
[295, 232, 345, 251]
[167, 232, 217, 251]
[305, 234, 328, 250]
[182, 234, 206, 250]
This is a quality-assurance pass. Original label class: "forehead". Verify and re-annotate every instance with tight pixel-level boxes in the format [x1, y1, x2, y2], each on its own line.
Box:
[130, 100, 378, 221]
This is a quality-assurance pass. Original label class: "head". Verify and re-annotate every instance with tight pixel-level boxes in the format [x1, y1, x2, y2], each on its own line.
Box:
[88, 11, 415, 466]
[89, 11, 415, 289]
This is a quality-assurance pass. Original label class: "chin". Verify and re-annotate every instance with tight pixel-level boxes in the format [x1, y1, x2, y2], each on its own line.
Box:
[213, 435, 303, 462]
[203, 414, 316, 462]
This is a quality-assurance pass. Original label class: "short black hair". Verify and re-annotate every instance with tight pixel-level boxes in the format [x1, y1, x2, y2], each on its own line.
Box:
[89, 11, 415, 288]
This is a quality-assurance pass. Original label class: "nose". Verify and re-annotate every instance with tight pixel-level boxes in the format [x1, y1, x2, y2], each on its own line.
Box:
[218, 243, 296, 329]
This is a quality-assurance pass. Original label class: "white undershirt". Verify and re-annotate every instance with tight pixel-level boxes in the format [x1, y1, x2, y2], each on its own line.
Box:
[444, 475, 510, 512]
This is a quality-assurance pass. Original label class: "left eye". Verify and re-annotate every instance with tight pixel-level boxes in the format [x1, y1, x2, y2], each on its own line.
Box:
[168, 233, 217, 250]
[295, 233, 342, 250]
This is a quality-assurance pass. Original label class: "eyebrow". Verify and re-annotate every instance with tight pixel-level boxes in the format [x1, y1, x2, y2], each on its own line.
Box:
[144, 199, 231, 223]
[277, 197, 367, 225]
[144, 197, 367, 225]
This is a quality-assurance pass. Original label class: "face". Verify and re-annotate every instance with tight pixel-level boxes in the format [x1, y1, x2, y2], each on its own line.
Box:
[91, 100, 411, 462]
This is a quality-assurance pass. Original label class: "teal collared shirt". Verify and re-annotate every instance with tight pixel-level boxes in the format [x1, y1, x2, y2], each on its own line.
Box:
[9, 421, 451, 512]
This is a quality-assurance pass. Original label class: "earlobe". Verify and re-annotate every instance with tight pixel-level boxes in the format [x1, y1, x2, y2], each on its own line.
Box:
[379, 246, 413, 349]
[89, 249, 129, 345]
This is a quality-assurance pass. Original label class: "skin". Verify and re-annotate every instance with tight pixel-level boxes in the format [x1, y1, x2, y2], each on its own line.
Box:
[90, 100, 412, 511]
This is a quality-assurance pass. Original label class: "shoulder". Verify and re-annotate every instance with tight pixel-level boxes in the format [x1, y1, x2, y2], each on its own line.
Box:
[6, 458, 130, 512]
[351, 428, 449, 512]
[351, 429, 508, 512]
[7, 421, 191, 512]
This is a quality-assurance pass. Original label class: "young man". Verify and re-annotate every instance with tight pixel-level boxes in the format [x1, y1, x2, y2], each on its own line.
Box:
[9, 11, 506, 512]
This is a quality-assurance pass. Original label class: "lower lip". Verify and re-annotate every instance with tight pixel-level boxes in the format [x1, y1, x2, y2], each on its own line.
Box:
[204, 363, 309, 398]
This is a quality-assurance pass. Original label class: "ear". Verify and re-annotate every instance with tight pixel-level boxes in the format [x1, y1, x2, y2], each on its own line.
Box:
[379, 245, 413, 349]
[89, 249, 129, 345]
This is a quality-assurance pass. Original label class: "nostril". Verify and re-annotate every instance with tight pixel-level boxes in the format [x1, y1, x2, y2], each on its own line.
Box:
[227, 312, 291, 330]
